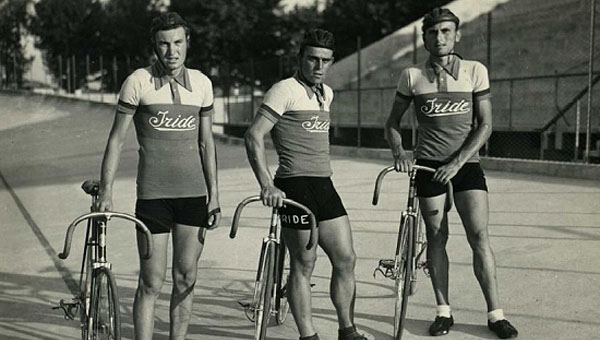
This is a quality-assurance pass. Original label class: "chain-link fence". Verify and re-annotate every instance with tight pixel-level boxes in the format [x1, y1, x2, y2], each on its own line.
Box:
[214, 0, 600, 164]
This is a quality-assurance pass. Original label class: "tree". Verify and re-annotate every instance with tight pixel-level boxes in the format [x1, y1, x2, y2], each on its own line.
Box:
[31, 0, 106, 91]
[0, 0, 32, 88]
[321, 0, 452, 60]
[31, 0, 158, 92]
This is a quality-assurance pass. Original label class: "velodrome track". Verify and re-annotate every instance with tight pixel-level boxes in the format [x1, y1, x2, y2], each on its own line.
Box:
[1, 92, 599, 339]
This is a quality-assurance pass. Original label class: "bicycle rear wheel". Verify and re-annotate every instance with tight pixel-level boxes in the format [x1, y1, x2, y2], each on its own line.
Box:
[254, 242, 275, 340]
[275, 239, 290, 325]
[394, 215, 414, 340]
[88, 267, 120, 340]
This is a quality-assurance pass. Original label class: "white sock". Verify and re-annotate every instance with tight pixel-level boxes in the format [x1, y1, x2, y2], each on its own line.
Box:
[488, 309, 505, 323]
[436, 305, 451, 318]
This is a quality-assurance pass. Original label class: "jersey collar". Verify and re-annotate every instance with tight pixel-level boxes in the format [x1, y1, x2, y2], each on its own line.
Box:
[294, 71, 325, 101]
[426, 55, 460, 82]
[151, 62, 192, 92]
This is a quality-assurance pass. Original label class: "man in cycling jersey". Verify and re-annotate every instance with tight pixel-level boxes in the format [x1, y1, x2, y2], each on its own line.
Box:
[384, 8, 518, 339]
[245, 29, 368, 340]
[95, 12, 221, 340]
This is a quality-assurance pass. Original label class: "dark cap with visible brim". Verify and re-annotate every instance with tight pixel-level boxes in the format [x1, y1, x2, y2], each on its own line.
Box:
[422, 8, 460, 32]
[150, 12, 189, 37]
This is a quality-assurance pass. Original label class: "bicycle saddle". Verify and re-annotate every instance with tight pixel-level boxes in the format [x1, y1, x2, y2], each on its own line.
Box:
[81, 180, 100, 196]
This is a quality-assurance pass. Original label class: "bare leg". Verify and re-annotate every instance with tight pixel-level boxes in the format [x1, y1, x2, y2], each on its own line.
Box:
[454, 190, 500, 312]
[419, 194, 451, 306]
[169, 225, 206, 340]
[133, 232, 169, 340]
[318, 216, 357, 329]
[282, 227, 319, 337]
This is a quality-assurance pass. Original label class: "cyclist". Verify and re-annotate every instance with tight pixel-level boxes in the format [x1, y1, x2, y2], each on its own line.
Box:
[384, 7, 518, 339]
[94, 12, 221, 340]
[245, 29, 368, 340]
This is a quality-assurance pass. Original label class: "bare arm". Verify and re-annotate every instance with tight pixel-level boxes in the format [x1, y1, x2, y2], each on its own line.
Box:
[199, 114, 221, 229]
[433, 97, 493, 184]
[384, 96, 413, 172]
[244, 114, 285, 207]
[96, 113, 133, 211]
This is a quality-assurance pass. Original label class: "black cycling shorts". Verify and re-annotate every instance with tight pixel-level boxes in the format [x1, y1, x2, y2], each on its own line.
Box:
[274, 176, 347, 230]
[415, 159, 488, 198]
[135, 196, 208, 234]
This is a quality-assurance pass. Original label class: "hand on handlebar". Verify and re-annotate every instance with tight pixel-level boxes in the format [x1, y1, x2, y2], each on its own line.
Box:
[432, 161, 461, 185]
[94, 189, 113, 212]
[393, 153, 413, 173]
[206, 198, 221, 230]
[260, 185, 286, 208]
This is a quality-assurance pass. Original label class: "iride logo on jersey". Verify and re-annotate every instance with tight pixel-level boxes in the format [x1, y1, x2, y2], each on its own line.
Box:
[302, 116, 330, 133]
[149, 111, 197, 131]
[420, 98, 470, 117]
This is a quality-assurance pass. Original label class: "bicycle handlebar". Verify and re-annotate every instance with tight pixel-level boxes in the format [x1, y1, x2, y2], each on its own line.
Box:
[58, 212, 153, 260]
[372, 165, 453, 211]
[229, 195, 318, 250]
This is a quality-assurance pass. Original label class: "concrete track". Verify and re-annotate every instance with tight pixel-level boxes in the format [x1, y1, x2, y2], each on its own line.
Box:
[1, 93, 599, 339]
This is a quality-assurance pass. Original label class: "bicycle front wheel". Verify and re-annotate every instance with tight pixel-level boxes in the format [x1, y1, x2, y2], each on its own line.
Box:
[255, 242, 275, 340]
[394, 215, 414, 340]
[275, 238, 290, 325]
[88, 267, 121, 340]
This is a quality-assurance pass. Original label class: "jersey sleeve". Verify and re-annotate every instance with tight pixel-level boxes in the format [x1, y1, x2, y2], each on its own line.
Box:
[199, 75, 215, 117]
[472, 62, 491, 101]
[257, 81, 292, 123]
[395, 68, 413, 102]
[116, 71, 143, 115]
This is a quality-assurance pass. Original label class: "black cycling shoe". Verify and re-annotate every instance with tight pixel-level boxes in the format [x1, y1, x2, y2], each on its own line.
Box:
[338, 325, 368, 340]
[488, 319, 518, 339]
[428, 316, 454, 336]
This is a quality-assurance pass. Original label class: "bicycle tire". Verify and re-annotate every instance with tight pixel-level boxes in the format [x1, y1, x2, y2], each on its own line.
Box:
[88, 267, 121, 340]
[275, 239, 290, 325]
[394, 215, 414, 340]
[410, 204, 425, 296]
[254, 242, 275, 340]
[80, 224, 94, 340]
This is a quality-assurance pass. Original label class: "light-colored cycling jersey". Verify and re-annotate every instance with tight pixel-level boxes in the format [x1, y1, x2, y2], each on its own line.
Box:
[396, 56, 491, 162]
[116, 62, 214, 199]
[258, 75, 334, 178]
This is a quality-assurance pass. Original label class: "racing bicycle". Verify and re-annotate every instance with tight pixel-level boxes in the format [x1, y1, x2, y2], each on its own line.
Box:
[54, 180, 153, 340]
[230, 195, 317, 340]
[372, 165, 453, 340]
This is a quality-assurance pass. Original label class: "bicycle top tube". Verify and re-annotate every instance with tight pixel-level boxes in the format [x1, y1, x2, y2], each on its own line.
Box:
[59, 211, 153, 260]
[372, 164, 453, 210]
[229, 195, 318, 250]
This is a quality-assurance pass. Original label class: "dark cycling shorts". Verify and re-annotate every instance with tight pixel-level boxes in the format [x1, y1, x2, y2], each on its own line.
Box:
[135, 196, 208, 234]
[274, 176, 347, 230]
[415, 159, 488, 198]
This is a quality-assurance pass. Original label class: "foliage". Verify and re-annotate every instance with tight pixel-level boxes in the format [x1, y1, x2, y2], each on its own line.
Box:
[321, 0, 453, 60]
[28, 0, 454, 92]
[0, 0, 32, 88]
[31, 0, 157, 92]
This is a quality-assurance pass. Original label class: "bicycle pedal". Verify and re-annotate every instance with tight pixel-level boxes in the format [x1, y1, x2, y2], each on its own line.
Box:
[379, 259, 395, 269]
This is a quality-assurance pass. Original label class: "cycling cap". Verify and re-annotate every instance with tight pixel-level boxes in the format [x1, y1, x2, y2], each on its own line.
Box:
[300, 28, 335, 51]
[150, 12, 189, 36]
[422, 8, 460, 32]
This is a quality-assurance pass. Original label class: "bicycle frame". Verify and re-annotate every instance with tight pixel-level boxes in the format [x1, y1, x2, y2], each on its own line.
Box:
[56, 180, 153, 340]
[373, 165, 453, 339]
[230, 195, 316, 340]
